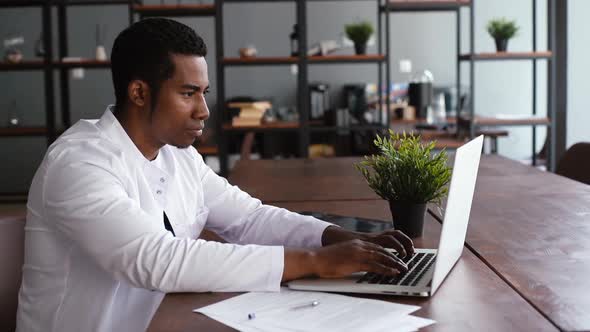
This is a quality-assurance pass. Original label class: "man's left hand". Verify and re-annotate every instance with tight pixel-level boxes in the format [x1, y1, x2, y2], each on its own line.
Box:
[321, 226, 415, 259]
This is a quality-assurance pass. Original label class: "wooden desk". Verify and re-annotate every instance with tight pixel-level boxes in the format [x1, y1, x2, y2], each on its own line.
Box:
[434, 156, 590, 331]
[149, 201, 555, 332]
[228, 155, 590, 330]
[229, 157, 379, 202]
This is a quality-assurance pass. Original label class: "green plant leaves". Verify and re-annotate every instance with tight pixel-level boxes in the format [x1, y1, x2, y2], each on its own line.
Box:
[345, 21, 374, 44]
[486, 17, 519, 40]
[354, 130, 452, 205]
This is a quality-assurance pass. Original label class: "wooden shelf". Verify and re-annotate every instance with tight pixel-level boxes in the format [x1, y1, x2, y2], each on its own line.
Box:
[222, 57, 298, 66]
[63, 0, 132, 5]
[132, 4, 215, 17]
[384, 0, 470, 12]
[469, 115, 551, 126]
[459, 51, 553, 61]
[0, 60, 46, 71]
[0, 0, 132, 6]
[308, 54, 386, 64]
[310, 125, 388, 132]
[195, 145, 218, 156]
[0, 126, 49, 137]
[222, 55, 386, 66]
[0, 0, 45, 7]
[222, 122, 301, 131]
[57, 59, 111, 68]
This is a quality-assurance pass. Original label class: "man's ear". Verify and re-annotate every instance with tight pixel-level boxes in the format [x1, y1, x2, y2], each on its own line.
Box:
[128, 80, 150, 107]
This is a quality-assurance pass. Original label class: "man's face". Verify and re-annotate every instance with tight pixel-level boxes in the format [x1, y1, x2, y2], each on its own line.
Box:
[149, 54, 210, 149]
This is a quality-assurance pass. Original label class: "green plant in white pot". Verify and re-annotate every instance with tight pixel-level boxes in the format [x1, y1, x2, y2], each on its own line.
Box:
[345, 21, 374, 55]
[486, 17, 519, 52]
[355, 131, 452, 238]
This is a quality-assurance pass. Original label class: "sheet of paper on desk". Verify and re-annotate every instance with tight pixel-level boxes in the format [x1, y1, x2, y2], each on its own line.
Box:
[193, 288, 435, 332]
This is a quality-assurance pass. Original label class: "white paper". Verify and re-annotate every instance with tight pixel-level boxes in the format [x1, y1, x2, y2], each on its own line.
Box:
[194, 288, 433, 332]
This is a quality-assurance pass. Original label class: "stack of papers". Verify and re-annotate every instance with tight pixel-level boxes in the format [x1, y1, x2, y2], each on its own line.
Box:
[193, 288, 434, 332]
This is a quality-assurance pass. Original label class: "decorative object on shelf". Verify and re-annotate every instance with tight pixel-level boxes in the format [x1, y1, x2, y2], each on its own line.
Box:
[307, 40, 340, 56]
[290, 24, 299, 57]
[486, 18, 519, 52]
[309, 82, 330, 121]
[226, 99, 272, 127]
[344, 21, 374, 55]
[35, 32, 45, 58]
[7, 100, 21, 127]
[3, 35, 24, 63]
[408, 69, 434, 120]
[430, 93, 447, 124]
[238, 44, 257, 58]
[355, 131, 452, 238]
[63, 57, 86, 80]
[95, 24, 108, 61]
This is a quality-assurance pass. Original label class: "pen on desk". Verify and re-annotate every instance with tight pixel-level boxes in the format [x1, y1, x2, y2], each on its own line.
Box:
[247, 300, 321, 320]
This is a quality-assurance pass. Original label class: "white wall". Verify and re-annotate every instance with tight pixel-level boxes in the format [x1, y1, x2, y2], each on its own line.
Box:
[567, 0, 590, 147]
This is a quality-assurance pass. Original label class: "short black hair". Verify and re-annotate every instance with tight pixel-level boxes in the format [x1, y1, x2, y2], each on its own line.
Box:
[110, 18, 207, 114]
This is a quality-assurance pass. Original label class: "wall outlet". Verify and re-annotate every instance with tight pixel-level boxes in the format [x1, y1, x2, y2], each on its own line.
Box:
[399, 59, 412, 73]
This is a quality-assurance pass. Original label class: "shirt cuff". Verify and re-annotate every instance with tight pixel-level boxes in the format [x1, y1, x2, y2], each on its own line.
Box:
[265, 246, 285, 292]
[308, 217, 338, 248]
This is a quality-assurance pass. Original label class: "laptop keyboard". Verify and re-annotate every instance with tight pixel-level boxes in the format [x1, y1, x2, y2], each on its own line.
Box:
[356, 252, 436, 287]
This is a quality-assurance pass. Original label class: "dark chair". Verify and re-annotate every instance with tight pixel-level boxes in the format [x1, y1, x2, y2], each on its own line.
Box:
[0, 214, 25, 332]
[556, 142, 590, 185]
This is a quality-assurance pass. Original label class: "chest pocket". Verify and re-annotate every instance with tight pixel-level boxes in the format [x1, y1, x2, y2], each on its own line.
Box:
[172, 206, 209, 239]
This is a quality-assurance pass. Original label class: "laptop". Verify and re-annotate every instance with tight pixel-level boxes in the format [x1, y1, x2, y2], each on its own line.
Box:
[287, 135, 484, 297]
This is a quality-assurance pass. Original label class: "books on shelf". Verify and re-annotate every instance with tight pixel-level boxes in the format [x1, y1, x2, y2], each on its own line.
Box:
[227, 101, 271, 111]
[228, 100, 272, 127]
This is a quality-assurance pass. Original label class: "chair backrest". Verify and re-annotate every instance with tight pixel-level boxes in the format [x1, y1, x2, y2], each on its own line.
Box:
[0, 214, 25, 332]
[556, 142, 590, 185]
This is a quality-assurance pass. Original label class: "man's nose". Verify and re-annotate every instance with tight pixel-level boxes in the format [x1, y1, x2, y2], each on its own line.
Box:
[193, 99, 210, 121]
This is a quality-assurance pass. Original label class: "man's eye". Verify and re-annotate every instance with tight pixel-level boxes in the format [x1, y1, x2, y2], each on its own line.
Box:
[204, 90, 211, 95]
[182, 91, 195, 97]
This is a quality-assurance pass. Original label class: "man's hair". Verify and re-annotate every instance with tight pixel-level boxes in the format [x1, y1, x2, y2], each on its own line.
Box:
[110, 18, 207, 114]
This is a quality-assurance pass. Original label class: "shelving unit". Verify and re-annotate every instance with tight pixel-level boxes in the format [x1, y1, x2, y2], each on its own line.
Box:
[216, 0, 388, 175]
[56, 0, 135, 132]
[0, 0, 56, 144]
[381, 0, 556, 170]
[0, 0, 559, 196]
[132, 3, 216, 17]
[459, 0, 556, 169]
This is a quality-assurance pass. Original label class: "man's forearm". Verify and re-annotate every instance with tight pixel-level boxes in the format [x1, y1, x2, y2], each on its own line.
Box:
[282, 249, 317, 282]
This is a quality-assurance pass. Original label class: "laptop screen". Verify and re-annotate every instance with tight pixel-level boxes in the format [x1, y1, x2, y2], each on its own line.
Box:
[430, 135, 483, 295]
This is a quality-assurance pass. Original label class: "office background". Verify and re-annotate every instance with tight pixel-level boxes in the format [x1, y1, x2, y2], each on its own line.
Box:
[0, 0, 588, 193]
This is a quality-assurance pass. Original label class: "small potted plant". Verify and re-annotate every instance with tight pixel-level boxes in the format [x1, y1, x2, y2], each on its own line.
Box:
[345, 21, 374, 55]
[355, 131, 452, 238]
[486, 18, 519, 52]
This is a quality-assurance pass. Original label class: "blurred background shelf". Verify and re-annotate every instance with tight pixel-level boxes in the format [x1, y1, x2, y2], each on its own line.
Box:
[383, 0, 470, 12]
[459, 51, 553, 61]
[132, 4, 215, 17]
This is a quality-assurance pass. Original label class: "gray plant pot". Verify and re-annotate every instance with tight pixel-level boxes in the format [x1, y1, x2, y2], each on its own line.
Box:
[354, 42, 367, 55]
[495, 38, 509, 52]
[389, 201, 427, 238]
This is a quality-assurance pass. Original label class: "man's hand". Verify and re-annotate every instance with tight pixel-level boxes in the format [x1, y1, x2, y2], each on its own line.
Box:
[282, 239, 408, 282]
[321, 225, 415, 259]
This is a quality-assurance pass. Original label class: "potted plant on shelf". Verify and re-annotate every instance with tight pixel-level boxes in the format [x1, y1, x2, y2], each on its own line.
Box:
[345, 21, 374, 55]
[486, 17, 519, 52]
[355, 131, 452, 238]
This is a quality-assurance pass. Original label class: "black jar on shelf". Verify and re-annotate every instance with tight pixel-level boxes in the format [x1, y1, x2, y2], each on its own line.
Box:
[290, 24, 299, 57]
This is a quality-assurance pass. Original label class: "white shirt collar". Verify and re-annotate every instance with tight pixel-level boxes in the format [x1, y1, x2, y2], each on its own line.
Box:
[97, 106, 150, 167]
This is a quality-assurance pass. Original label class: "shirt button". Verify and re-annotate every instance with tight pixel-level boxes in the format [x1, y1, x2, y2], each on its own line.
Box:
[156, 190, 162, 195]
[160, 178, 165, 183]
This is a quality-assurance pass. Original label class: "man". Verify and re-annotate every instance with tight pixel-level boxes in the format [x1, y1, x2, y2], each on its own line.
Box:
[16, 18, 414, 331]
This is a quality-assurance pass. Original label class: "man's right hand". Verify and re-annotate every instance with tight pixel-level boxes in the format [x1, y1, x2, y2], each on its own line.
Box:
[282, 239, 408, 282]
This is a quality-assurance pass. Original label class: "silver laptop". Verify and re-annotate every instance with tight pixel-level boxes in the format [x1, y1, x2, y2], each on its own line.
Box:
[288, 135, 484, 297]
